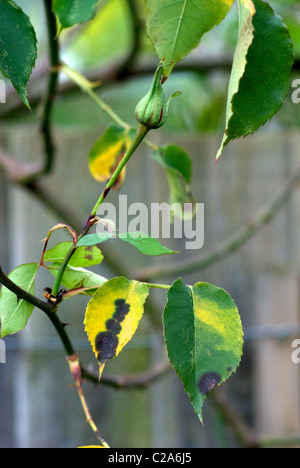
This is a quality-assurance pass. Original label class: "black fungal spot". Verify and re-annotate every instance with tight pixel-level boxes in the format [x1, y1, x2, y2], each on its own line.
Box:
[106, 318, 122, 334]
[113, 298, 130, 322]
[94, 298, 131, 364]
[198, 372, 222, 396]
[95, 331, 119, 364]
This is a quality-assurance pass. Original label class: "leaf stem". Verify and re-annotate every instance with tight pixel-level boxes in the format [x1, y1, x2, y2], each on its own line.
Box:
[60, 62, 129, 130]
[144, 282, 171, 290]
[86, 87, 130, 130]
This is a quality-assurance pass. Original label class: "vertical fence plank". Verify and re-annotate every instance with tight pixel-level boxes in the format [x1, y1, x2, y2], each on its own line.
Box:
[254, 268, 300, 439]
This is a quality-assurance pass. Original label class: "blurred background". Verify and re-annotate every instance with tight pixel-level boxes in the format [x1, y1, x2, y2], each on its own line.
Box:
[0, 0, 300, 448]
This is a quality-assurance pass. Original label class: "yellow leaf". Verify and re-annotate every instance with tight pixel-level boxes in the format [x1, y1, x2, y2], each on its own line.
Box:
[79, 446, 105, 448]
[89, 124, 131, 188]
[84, 277, 149, 378]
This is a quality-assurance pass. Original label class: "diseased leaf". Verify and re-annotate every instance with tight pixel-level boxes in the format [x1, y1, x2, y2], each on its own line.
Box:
[216, 0, 294, 161]
[163, 279, 243, 422]
[146, 0, 234, 77]
[0, 0, 37, 108]
[52, 0, 99, 30]
[152, 145, 196, 219]
[89, 124, 132, 188]
[0, 263, 39, 338]
[47, 264, 106, 295]
[118, 233, 178, 256]
[43, 241, 103, 267]
[84, 277, 149, 378]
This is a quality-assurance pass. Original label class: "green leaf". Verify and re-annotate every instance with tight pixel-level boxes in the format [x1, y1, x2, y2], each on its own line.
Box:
[52, 0, 99, 30]
[152, 145, 197, 219]
[76, 232, 114, 248]
[0, 263, 39, 338]
[163, 279, 243, 422]
[89, 124, 131, 187]
[0, 0, 37, 108]
[118, 232, 178, 256]
[216, 0, 294, 161]
[47, 264, 106, 295]
[84, 277, 149, 378]
[43, 241, 103, 267]
[146, 0, 234, 77]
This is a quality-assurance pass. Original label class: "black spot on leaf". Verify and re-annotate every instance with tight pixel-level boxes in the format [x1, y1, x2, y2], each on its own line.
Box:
[113, 299, 130, 322]
[106, 318, 122, 334]
[198, 372, 221, 396]
[95, 331, 119, 364]
[94, 298, 131, 365]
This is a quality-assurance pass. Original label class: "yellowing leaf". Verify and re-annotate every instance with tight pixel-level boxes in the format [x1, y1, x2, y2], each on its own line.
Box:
[79, 446, 105, 449]
[89, 124, 131, 187]
[84, 277, 149, 378]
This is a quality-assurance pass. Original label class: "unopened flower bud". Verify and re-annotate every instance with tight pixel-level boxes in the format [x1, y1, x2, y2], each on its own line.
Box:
[135, 64, 167, 129]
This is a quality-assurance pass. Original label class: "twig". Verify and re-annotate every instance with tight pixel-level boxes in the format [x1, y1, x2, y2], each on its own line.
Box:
[81, 359, 172, 389]
[67, 354, 110, 448]
[137, 165, 300, 281]
[0, 266, 75, 356]
[209, 388, 258, 448]
[0, 266, 53, 316]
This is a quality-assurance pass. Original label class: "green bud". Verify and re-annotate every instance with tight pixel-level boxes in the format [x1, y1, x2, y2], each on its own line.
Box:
[135, 64, 167, 129]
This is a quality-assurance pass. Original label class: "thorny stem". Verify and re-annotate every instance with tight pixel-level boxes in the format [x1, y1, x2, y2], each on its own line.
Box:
[67, 355, 110, 448]
[51, 124, 149, 297]
[0, 266, 75, 356]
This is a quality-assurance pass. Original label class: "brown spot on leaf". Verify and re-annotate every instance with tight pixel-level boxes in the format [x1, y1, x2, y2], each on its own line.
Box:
[198, 372, 221, 396]
[84, 254, 94, 261]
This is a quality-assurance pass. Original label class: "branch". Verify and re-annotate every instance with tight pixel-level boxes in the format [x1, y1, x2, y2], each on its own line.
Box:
[81, 359, 172, 389]
[137, 164, 300, 281]
[0, 265, 53, 315]
[0, 266, 75, 356]
[209, 388, 258, 448]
